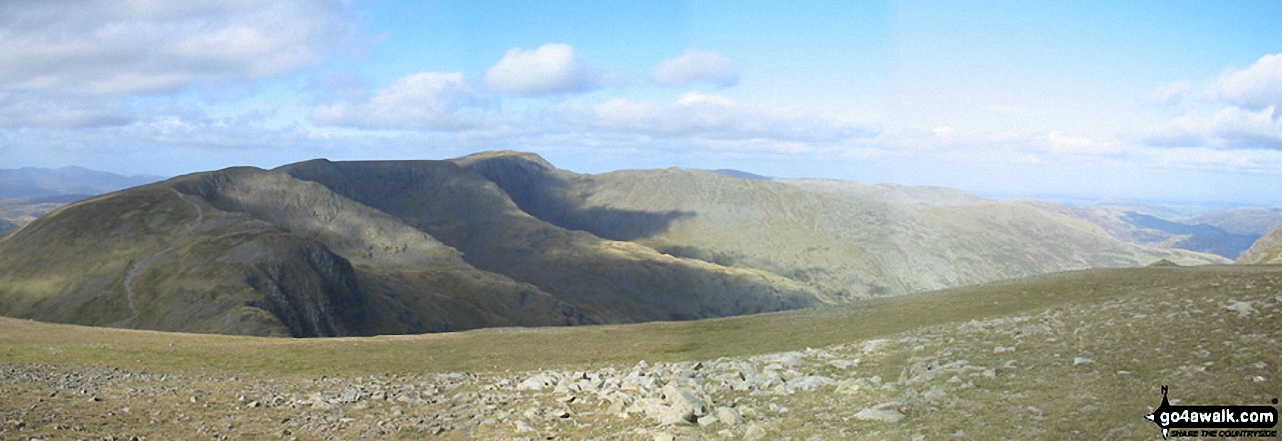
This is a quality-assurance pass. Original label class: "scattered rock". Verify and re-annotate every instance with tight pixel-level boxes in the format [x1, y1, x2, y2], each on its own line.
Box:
[853, 402, 905, 423]
[715, 406, 745, 426]
[1226, 301, 1256, 317]
[743, 423, 768, 441]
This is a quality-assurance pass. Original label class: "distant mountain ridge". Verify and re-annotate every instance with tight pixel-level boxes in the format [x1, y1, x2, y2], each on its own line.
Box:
[0, 151, 1232, 337]
[1025, 202, 1267, 259]
[0, 167, 164, 234]
[0, 166, 161, 199]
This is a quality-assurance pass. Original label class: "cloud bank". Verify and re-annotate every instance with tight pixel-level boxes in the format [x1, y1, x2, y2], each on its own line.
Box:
[1146, 53, 1282, 151]
[1210, 53, 1282, 110]
[0, 0, 353, 95]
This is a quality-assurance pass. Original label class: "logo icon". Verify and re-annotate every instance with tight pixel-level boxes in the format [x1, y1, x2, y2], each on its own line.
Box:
[1144, 385, 1278, 439]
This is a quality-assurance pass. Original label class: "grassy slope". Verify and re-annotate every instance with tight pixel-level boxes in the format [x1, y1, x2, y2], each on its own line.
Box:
[2, 264, 1277, 439]
[781, 178, 993, 206]
[1, 265, 1270, 378]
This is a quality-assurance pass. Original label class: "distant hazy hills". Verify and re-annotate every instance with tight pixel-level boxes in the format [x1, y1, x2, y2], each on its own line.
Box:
[0, 151, 1242, 337]
[0, 167, 162, 235]
[0, 166, 160, 199]
[1023, 202, 1268, 260]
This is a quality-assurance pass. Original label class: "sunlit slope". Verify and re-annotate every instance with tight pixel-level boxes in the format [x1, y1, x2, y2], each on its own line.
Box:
[1238, 224, 1282, 264]
[455, 151, 1226, 301]
[782, 178, 992, 206]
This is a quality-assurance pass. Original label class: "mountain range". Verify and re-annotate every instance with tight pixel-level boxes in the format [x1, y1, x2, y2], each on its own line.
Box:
[0, 166, 161, 199]
[0, 151, 1253, 337]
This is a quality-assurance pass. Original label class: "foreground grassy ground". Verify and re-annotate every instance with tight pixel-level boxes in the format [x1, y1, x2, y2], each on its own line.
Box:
[1, 264, 1279, 439]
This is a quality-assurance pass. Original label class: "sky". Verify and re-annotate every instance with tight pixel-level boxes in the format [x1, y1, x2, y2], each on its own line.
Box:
[1, 0, 1281, 205]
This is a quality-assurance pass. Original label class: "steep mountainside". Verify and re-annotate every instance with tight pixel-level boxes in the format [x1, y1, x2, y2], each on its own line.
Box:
[1238, 225, 1282, 264]
[0, 151, 1234, 336]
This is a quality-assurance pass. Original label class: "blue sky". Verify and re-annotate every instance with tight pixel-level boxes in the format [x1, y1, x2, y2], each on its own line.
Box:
[2, 1, 1281, 205]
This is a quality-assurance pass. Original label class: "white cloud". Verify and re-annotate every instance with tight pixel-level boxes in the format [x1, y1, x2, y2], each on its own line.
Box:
[1045, 131, 1125, 155]
[580, 92, 877, 142]
[649, 49, 739, 87]
[1206, 105, 1282, 149]
[482, 43, 614, 96]
[1146, 106, 1282, 151]
[1148, 146, 1282, 175]
[312, 72, 488, 130]
[1143, 53, 1282, 151]
[1210, 53, 1282, 109]
[0, 0, 353, 95]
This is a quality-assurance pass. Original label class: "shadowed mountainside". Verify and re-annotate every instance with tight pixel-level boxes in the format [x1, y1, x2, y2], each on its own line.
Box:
[0, 151, 1232, 336]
